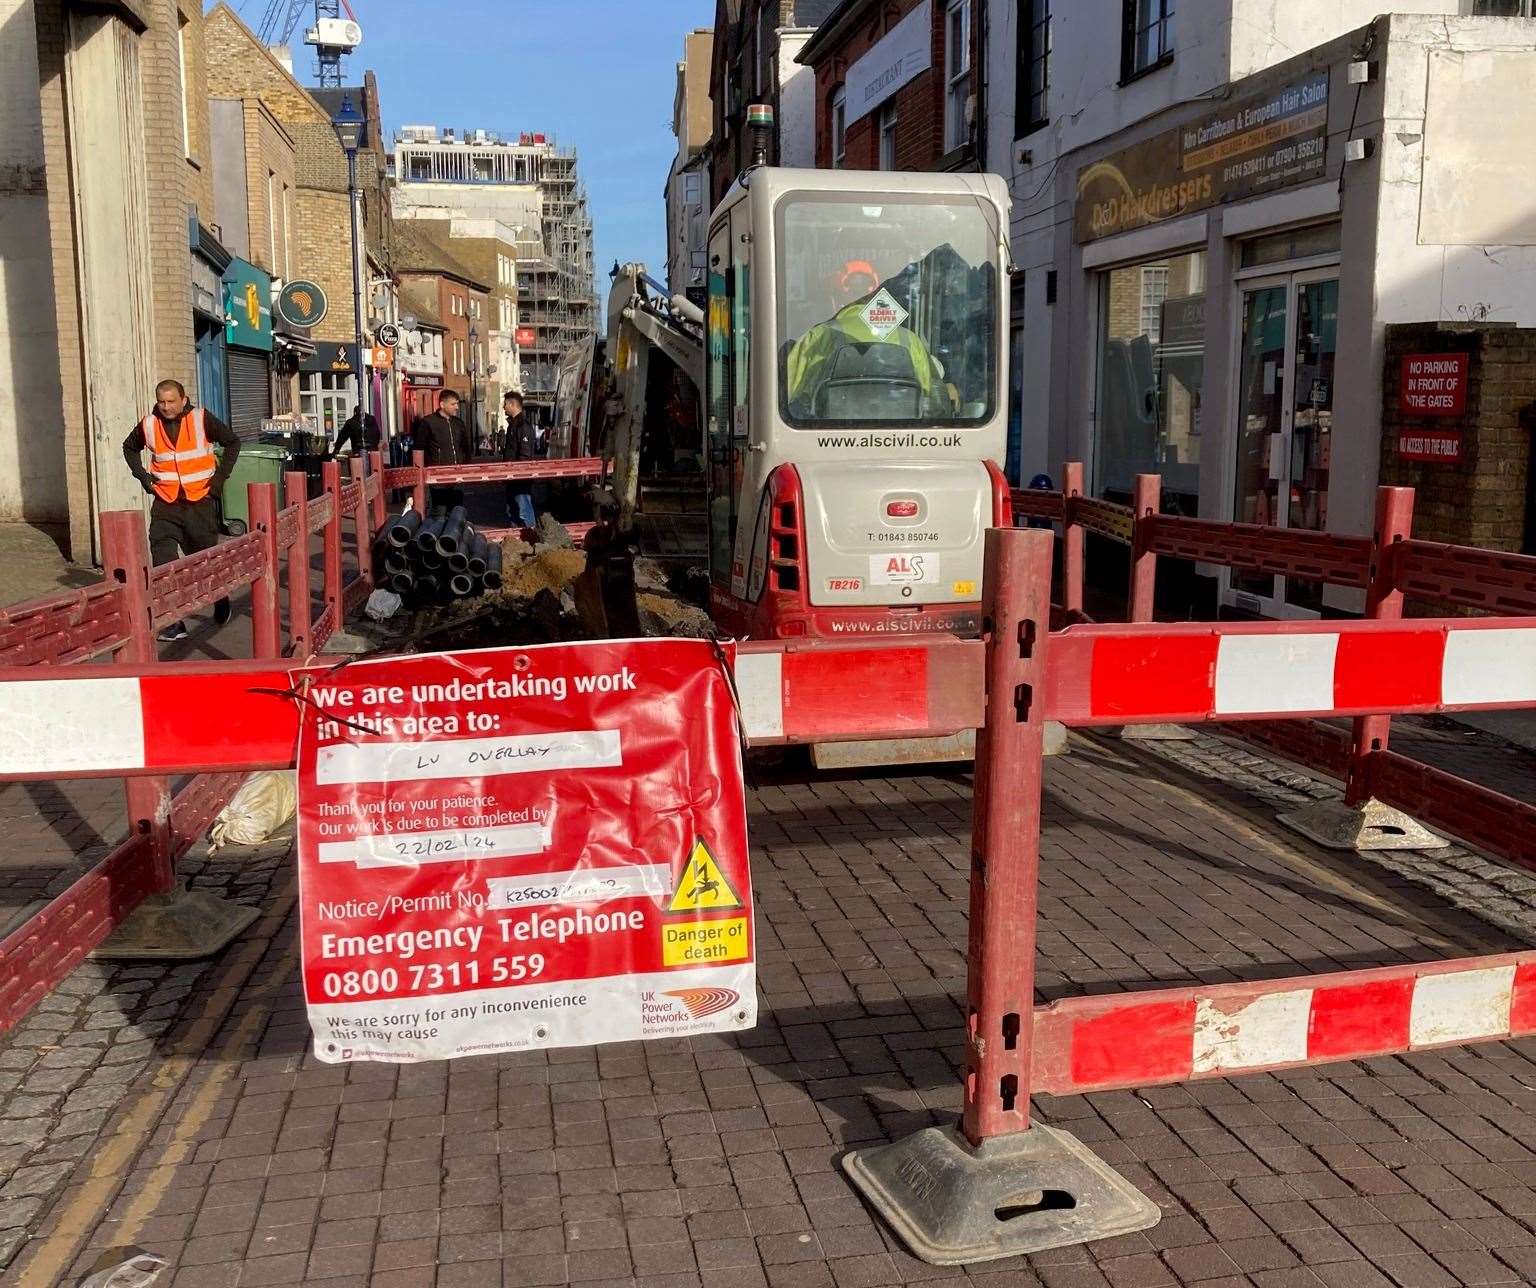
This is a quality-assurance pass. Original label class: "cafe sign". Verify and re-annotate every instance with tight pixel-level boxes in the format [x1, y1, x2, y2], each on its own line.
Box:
[1075, 71, 1329, 243]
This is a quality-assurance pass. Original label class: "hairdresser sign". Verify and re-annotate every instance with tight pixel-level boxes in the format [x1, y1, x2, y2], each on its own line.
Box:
[293, 639, 754, 1063]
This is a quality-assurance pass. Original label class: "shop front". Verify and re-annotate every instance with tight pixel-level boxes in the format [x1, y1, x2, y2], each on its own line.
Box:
[1064, 57, 1346, 617]
[299, 343, 360, 442]
[222, 257, 274, 438]
[191, 221, 231, 424]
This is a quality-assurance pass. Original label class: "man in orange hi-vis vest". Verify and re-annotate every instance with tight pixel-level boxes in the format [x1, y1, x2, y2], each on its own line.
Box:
[122, 378, 241, 642]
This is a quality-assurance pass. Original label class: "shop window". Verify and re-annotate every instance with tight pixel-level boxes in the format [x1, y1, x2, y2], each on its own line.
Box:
[830, 86, 846, 168]
[1121, 0, 1174, 82]
[945, 0, 972, 152]
[1095, 250, 1204, 512]
[1016, 0, 1050, 137]
[1240, 223, 1342, 268]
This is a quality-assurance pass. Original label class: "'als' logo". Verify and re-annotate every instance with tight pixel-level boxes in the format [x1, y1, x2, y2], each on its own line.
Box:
[884, 554, 926, 582]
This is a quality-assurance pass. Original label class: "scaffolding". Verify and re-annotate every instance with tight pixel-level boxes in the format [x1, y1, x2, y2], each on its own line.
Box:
[390, 126, 597, 410]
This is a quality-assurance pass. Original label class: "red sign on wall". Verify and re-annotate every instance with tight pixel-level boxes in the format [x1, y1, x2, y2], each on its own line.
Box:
[294, 640, 754, 1063]
[1398, 429, 1463, 463]
[1399, 353, 1469, 417]
[514, 326, 537, 348]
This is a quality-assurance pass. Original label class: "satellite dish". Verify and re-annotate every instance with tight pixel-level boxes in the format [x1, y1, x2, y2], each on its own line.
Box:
[400, 313, 417, 330]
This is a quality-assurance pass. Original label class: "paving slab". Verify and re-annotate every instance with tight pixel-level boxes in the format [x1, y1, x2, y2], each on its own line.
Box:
[4, 734, 1536, 1286]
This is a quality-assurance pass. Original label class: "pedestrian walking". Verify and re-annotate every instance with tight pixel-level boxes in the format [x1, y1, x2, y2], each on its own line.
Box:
[500, 391, 547, 528]
[121, 378, 241, 642]
[330, 404, 381, 458]
[411, 389, 473, 510]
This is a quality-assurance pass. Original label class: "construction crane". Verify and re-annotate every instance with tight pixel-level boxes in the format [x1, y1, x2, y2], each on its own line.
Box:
[251, 0, 362, 87]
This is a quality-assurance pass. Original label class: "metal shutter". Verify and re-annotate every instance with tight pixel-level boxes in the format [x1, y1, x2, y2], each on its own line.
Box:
[226, 349, 272, 440]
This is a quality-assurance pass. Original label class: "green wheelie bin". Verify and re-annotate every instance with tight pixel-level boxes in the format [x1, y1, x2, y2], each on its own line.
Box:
[218, 442, 289, 535]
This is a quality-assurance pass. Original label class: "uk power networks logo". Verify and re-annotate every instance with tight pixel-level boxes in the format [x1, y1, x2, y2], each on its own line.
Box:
[664, 987, 740, 1019]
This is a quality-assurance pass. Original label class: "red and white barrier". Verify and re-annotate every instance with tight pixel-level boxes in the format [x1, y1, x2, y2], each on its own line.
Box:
[0, 638, 986, 779]
[1032, 951, 1536, 1097]
[1047, 617, 1536, 725]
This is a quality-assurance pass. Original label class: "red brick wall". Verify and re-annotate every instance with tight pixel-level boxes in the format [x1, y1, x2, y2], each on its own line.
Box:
[809, 0, 972, 172]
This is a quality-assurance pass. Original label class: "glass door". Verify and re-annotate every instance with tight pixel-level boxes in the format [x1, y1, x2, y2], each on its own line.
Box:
[1226, 269, 1338, 616]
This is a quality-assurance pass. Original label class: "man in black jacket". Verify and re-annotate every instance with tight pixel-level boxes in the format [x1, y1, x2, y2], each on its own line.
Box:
[122, 378, 241, 641]
[500, 390, 546, 527]
[411, 389, 473, 509]
[331, 405, 381, 459]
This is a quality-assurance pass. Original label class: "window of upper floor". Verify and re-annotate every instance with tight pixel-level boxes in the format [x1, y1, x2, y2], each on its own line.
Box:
[830, 85, 846, 168]
[1467, 0, 1534, 11]
[1121, 0, 1174, 84]
[945, 0, 973, 153]
[1016, 0, 1050, 138]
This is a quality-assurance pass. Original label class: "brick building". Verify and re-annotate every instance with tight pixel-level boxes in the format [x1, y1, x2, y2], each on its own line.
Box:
[0, 0, 228, 558]
[205, 4, 393, 440]
[1379, 322, 1536, 563]
[707, 0, 839, 206]
[393, 222, 491, 441]
[798, 0, 983, 174]
[407, 221, 523, 434]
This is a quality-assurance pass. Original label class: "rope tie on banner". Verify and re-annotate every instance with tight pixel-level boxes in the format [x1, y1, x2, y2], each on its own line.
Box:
[707, 633, 751, 763]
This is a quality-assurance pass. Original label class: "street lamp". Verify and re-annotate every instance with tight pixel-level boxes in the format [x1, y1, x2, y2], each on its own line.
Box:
[331, 95, 367, 462]
[468, 324, 479, 451]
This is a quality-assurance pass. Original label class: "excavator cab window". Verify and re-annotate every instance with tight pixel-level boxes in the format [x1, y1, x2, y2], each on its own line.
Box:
[777, 195, 997, 428]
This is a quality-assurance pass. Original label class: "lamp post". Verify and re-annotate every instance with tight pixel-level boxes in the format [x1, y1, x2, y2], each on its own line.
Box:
[468, 324, 480, 453]
[331, 95, 367, 463]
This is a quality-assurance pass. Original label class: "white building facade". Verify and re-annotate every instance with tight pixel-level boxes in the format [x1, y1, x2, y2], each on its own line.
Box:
[985, 2, 1536, 616]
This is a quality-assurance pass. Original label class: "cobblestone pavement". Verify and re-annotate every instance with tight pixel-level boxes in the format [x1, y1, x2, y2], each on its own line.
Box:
[7, 736, 1536, 1287]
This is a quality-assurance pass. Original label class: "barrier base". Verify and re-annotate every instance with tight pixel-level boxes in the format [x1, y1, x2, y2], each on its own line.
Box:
[1278, 796, 1447, 852]
[1114, 722, 1196, 742]
[812, 730, 975, 771]
[841, 1124, 1160, 1266]
[1044, 721, 1068, 757]
[92, 886, 260, 960]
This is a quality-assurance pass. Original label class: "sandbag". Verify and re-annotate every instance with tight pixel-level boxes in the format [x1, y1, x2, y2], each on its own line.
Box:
[208, 770, 297, 852]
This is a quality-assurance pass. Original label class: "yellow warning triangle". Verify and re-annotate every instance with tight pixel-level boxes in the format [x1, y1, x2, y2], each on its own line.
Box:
[668, 838, 742, 913]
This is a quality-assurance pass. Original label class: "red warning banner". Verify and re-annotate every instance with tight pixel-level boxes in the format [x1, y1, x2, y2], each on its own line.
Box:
[293, 639, 753, 1063]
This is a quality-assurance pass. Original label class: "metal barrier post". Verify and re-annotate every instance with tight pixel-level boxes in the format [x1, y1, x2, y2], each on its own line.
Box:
[1128, 473, 1160, 624]
[322, 458, 344, 628]
[1062, 461, 1084, 620]
[285, 471, 313, 656]
[348, 455, 373, 593]
[1277, 484, 1444, 850]
[412, 449, 428, 515]
[248, 482, 282, 658]
[1346, 486, 1415, 806]
[100, 510, 175, 894]
[368, 449, 386, 531]
[842, 527, 1157, 1265]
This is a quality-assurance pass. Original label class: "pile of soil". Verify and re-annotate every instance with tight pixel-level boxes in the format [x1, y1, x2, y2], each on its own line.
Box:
[395, 523, 712, 653]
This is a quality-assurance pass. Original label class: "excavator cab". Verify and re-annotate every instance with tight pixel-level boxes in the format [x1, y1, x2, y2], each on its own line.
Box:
[703, 167, 1011, 641]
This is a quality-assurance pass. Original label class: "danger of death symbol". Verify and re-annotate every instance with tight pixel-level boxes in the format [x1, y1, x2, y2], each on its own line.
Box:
[667, 838, 742, 913]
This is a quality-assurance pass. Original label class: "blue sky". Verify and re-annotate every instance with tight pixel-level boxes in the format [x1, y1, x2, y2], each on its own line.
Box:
[237, 0, 717, 281]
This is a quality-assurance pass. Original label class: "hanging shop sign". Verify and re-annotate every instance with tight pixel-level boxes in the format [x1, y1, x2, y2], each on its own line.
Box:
[294, 639, 755, 1063]
[514, 326, 537, 348]
[1075, 71, 1329, 243]
[1399, 353, 1469, 417]
[369, 344, 394, 370]
[844, 0, 932, 126]
[223, 258, 274, 352]
[300, 343, 359, 374]
[377, 322, 400, 347]
[278, 278, 329, 329]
